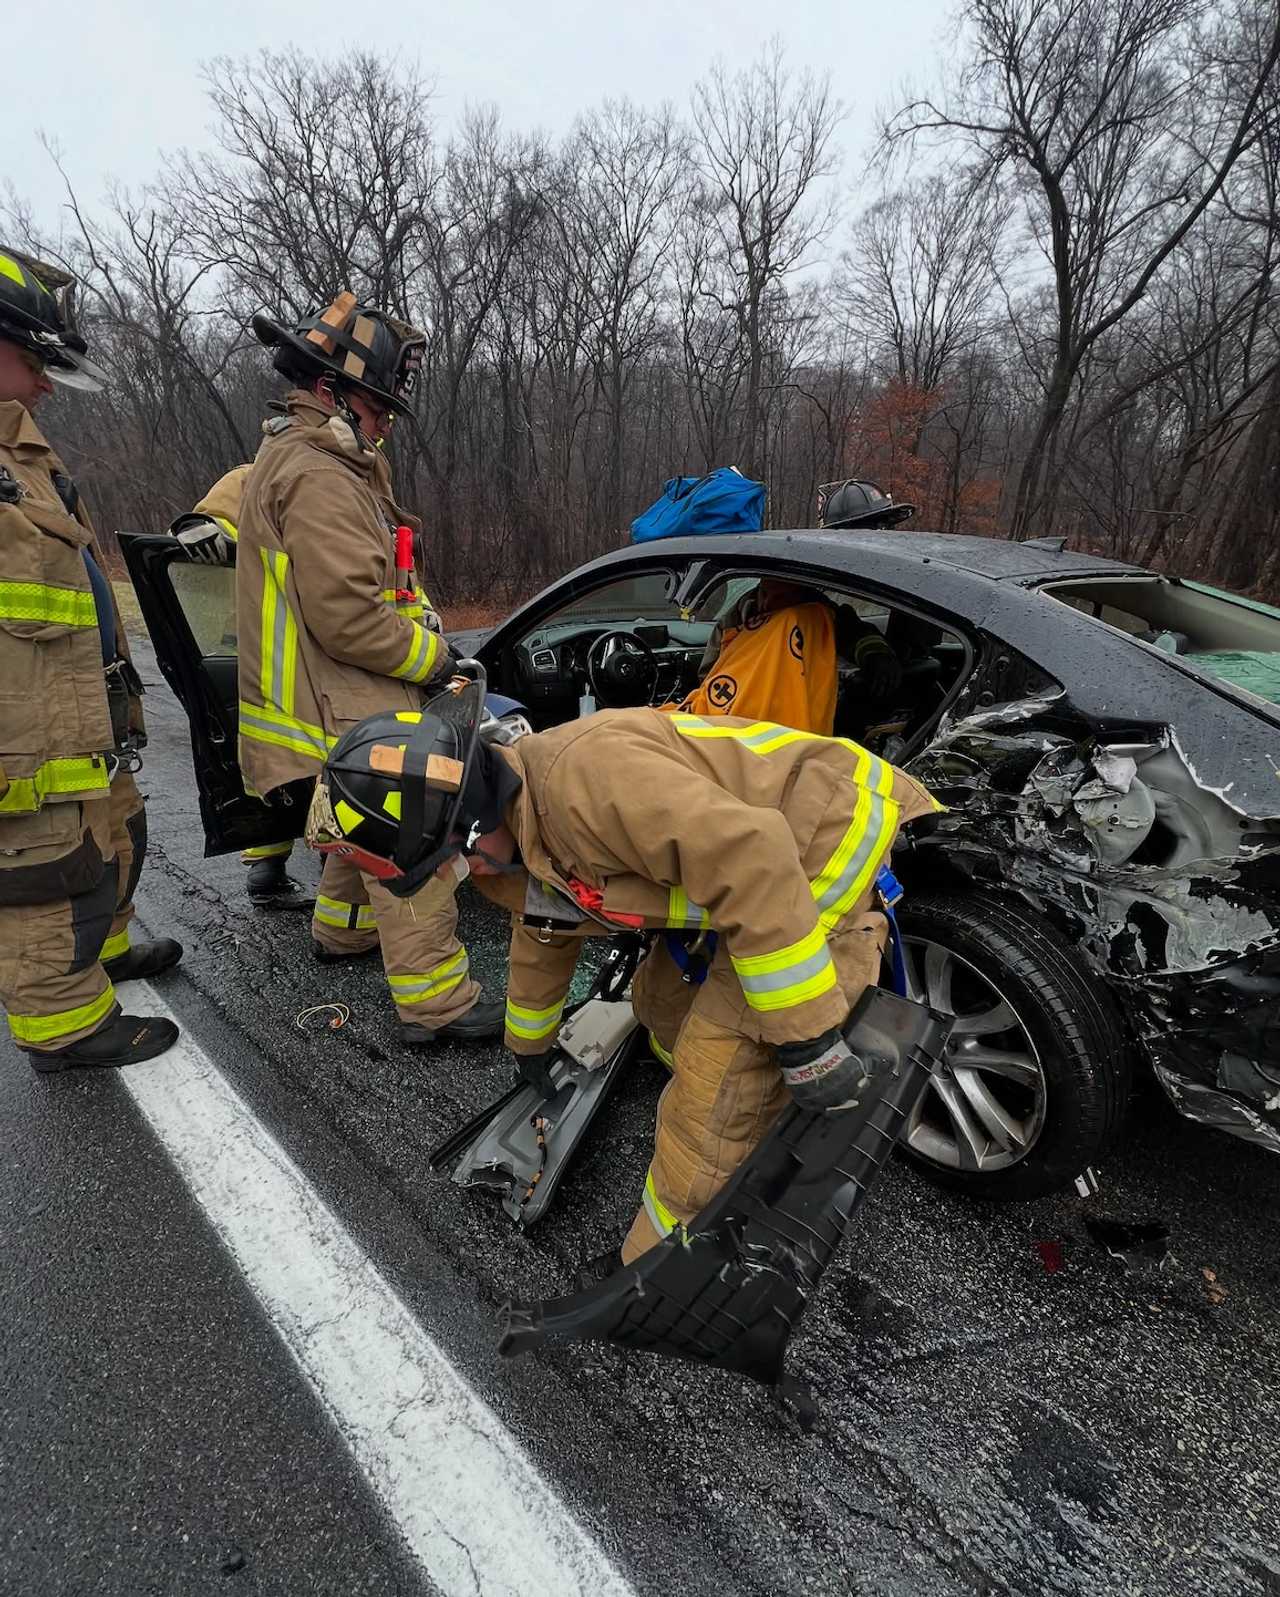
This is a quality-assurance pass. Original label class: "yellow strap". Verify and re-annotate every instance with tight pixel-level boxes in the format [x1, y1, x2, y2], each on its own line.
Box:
[9, 983, 116, 1046]
[648, 1032, 674, 1070]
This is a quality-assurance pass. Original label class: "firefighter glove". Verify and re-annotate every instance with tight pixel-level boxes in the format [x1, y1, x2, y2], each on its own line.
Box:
[778, 1027, 869, 1113]
[177, 522, 234, 565]
[512, 1048, 558, 1099]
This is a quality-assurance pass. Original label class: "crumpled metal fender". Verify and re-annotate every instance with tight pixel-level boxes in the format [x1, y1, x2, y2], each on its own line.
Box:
[497, 987, 952, 1412]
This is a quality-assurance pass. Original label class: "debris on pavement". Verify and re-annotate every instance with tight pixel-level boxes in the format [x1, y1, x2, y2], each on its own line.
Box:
[1201, 1267, 1229, 1306]
[1084, 1215, 1172, 1270]
[295, 1002, 351, 1032]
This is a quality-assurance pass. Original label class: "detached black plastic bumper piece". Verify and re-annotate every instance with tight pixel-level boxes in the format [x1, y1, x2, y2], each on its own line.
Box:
[498, 987, 951, 1403]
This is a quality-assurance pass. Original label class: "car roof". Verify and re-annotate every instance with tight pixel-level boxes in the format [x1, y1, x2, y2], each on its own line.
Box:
[616, 528, 1148, 588]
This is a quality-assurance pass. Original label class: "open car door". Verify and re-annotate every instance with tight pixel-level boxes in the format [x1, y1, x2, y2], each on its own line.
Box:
[119, 534, 310, 856]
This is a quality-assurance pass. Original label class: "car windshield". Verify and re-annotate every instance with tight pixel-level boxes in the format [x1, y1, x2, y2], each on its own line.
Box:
[1041, 575, 1280, 706]
[547, 571, 684, 623]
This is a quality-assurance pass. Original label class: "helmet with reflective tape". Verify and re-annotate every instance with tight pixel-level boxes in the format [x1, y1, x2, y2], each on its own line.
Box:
[252, 292, 426, 416]
[0, 248, 108, 391]
[311, 668, 522, 898]
[817, 478, 915, 530]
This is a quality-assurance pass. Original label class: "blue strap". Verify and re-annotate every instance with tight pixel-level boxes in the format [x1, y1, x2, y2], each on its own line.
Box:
[663, 931, 719, 985]
[876, 864, 909, 998]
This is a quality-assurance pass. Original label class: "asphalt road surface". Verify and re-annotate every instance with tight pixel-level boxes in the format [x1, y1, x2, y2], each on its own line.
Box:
[3, 640, 1280, 1597]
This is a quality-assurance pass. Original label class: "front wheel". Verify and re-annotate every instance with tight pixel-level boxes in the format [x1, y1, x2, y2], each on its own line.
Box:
[895, 890, 1131, 1201]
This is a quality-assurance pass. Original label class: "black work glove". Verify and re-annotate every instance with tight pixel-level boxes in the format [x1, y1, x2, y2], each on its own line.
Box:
[857, 641, 903, 700]
[777, 1026, 869, 1113]
[512, 1049, 558, 1098]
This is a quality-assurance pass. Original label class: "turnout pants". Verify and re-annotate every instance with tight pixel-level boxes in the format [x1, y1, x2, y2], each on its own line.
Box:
[0, 769, 147, 1056]
[622, 906, 888, 1264]
[311, 852, 480, 1029]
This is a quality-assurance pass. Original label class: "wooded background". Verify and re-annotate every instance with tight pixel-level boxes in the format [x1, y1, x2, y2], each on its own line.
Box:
[6, 0, 1279, 603]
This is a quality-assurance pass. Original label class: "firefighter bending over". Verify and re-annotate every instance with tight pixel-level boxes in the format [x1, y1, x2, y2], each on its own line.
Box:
[310, 686, 941, 1268]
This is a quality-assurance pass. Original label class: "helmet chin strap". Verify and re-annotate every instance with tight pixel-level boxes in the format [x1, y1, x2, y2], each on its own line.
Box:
[319, 377, 371, 452]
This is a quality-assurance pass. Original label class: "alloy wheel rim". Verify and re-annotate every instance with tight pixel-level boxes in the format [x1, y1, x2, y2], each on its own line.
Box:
[901, 937, 1048, 1173]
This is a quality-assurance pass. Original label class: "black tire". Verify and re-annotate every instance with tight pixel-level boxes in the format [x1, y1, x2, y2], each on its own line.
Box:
[895, 889, 1131, 1201]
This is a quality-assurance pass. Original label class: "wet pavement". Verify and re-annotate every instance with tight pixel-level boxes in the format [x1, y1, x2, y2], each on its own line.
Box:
[4, 638, 1280, 1596]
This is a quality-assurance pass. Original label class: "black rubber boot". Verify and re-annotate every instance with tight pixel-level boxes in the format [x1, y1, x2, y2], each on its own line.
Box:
[29, 1014, 179, 1073]
[312, 941, 381, 966]
[101, 937, 184, 984]
[401, 992, 506, 1046]
[247, 854, 314, 911]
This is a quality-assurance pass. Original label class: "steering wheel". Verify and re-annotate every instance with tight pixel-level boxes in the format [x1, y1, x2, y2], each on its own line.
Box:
[585, 629, 660, 708]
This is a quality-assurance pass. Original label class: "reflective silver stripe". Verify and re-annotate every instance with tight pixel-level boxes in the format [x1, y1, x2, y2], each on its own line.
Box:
[811, 789, 896, 923]
[733, 940, 834, 997]
[238, 704, 332, 759]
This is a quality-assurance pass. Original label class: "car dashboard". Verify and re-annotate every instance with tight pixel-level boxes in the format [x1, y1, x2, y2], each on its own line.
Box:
[513, 617, 712, 711]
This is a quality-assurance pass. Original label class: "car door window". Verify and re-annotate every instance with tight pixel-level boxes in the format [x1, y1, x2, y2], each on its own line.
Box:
[506, 567, 714, 724]
[688, 569, 972, 761]
[169, 562, 238, 657]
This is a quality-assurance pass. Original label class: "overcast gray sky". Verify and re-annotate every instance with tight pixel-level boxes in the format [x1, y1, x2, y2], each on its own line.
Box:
[10, 0, 954, 242]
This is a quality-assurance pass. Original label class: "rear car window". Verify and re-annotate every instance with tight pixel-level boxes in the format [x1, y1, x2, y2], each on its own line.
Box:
[1041, 576, 1280, 706]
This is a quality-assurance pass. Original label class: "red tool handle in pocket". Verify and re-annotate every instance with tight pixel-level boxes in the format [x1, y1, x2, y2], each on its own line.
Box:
[394, 525, 415, 602]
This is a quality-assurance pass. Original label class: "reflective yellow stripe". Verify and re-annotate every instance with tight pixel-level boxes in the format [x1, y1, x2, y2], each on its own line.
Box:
[238, 700, 335, 762]
[257, 548, 298, 718]
[642, 1168, 685, 1242]
[649, 1032, 674, 1070]
[731, 924, 837, 1014]
[381, 588, 425, 621]
[214, 516, 239, 543]
[391, 622, 441, 684]
[389, 950, 469, 1004]
[0, 581, 99, 628]
[0, 254, 26, 287]
[809, 787, 900, 930]
[9, 983, 116, 1046]
[313, 894, 377, 932]
[100, 929, 130, 961]
[384, 790, 402, 820]
[242, 841, 293, 860]
[671, 713, 893, 793]
[666, 885, 711, 929]
[505, 995, 565, 1041]
[0, 754, 112, 814]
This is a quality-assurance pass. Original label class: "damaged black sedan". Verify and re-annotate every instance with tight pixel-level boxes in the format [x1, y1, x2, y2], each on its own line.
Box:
[463, 530, 1280, 1198]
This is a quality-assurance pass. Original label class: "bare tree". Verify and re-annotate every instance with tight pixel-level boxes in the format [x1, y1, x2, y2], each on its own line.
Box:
[886, 0, 1280, 536]
[689, 41, 842, 476]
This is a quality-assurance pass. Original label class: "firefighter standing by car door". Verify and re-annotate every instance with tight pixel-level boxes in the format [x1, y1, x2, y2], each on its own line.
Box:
[310, 690, 941, 1264]
[170, 463, 312, 910]
[0, 248, 181, 1070]
[236, 293, 503, 1044]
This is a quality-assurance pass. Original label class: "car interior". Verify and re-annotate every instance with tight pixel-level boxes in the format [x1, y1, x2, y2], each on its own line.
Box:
[490, 566, 972, 762]
[1042, 575, 1280, 706]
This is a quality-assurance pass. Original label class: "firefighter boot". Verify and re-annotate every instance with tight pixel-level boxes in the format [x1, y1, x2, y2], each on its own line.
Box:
[401, 991, 505, 1046]
[247, 852, 312, 910]
[101, 938, 184, 984]
[29, 1014, 180, 1073]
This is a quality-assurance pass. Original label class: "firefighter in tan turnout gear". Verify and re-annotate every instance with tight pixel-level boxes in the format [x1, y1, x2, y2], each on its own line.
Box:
[236, 293, 503, 1043]
[0, 248, 181, 1071]
[169, 463, 312, 910]
[310, 686, 941, 1264]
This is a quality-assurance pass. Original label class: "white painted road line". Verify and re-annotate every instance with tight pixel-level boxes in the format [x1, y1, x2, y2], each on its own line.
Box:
[120, 983, 636, 1597]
